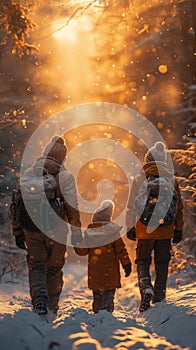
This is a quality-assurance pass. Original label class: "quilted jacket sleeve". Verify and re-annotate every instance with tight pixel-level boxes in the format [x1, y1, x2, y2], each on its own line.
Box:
[59, 170, 80, 225]
[126, 177, 140, 229]
[114, 238, 131, 266]
[9, 181, 24, 236]
[59, 170, 82, 245]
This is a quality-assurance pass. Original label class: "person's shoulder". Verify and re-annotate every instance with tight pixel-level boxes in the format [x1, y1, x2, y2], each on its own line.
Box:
[86, 222, 104, 230]
[106, 221, 122, 235]
[135, 173, 144, 181]
[134, 173, 145, 187]
[59, 167, 75, 181]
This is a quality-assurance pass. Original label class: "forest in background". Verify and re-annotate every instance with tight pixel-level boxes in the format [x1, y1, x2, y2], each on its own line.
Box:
[0, 1, 195, 271]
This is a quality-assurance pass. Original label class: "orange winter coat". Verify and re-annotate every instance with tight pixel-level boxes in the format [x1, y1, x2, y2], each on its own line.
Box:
[126, 162, 184, 239]
[74, 221, 131, 291]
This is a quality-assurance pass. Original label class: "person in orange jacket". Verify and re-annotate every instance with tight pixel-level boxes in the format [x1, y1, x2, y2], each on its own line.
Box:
[126, 142, 183, 312]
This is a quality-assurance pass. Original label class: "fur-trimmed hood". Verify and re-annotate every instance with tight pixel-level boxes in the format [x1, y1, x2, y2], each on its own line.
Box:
[33, 156, 64, 176]
[84, 221, 122, 248]
[141, 161, 174, 179]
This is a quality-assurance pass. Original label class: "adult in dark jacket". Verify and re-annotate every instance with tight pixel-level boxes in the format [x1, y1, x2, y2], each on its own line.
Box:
[75, 200, 132, 313]
[126, 142, 183, 312]
[11, 136, 82, 319]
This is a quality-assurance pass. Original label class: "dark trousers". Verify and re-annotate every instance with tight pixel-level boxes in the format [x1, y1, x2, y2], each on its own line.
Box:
[92, 289, 116, 313]
[24, 230, 66, 312]
[135, 239, 171, 299]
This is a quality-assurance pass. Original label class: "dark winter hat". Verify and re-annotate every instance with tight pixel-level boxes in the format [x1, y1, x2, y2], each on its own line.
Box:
[92, 200, 115, 222]
[43, 135, 67, 164]
[144, 141, 167, 163]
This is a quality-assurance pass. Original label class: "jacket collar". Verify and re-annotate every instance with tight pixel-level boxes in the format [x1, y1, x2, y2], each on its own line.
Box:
[142, 161, 173, 178]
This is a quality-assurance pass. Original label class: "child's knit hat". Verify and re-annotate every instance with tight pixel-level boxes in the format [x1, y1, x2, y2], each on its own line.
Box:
[92, 200, 115, 222]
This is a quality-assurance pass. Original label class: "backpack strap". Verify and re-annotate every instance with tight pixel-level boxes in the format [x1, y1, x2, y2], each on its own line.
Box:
[34, 166, 48, 176]
[55, 172, 63, 199]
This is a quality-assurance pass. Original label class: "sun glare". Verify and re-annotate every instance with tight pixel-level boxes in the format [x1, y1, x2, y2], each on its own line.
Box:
[71, 0, 99, 4]
[52, 16, 94, 42]
[50, 15, 97, 103]
[52, 20, 78, 42]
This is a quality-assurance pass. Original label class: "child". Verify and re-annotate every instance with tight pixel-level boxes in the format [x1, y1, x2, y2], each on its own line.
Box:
[75, 200, 132, 313]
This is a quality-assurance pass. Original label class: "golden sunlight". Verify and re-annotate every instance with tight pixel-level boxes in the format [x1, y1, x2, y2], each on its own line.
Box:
[52, 21, 78, 42]
[71, 0, 92, 3]
[50, 15, 96, 103]
[70, 0, 100, 5]
[52, 16, 94, 42]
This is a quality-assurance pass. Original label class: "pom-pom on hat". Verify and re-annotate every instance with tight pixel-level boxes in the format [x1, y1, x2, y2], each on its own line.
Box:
[92, 200, 115, 222]
[43, 135, 67, 164]
[144, 141, 167, 163]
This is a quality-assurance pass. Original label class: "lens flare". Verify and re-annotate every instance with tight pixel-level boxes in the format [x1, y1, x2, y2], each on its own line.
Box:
[21, 102, 175, 247]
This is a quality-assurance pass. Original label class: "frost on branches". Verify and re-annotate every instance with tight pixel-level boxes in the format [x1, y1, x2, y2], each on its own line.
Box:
[169, 142, 196, 284]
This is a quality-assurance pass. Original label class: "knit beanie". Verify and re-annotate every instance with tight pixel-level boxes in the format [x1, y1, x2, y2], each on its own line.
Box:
[92, 200, 115, 222]
[144, 141, 167, 163]
[42, 135, 67, 164]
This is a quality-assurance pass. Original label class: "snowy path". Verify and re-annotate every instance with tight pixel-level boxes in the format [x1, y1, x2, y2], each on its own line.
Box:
[0, 263, 195, 350]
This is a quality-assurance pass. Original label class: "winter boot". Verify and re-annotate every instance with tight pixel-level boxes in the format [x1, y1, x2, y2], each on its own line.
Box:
[33, 303, 48, 316]
[152, 294, 165, 304]
[100, 290, 115, 313]
[139, 292, 154, 312]
[92, 290, 102, 313]
[139, 277, 154, 312]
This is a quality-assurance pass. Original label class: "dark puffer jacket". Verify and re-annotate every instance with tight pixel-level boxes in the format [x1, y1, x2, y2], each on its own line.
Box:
[126, 161, 183, 239]
[11, 156, 81, 242]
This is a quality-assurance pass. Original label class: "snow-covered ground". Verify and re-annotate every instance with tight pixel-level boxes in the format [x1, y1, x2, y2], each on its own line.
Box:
[0, 258, 195, 350]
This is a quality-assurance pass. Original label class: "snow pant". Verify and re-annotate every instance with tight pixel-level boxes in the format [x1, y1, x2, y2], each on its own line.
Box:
[24, 230, 66, 312]
[92, 289, 116, 313]
[135, 239, 171, 300]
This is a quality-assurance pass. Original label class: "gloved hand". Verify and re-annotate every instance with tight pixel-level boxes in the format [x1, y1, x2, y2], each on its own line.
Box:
[122, 263, 132, 277]
[126, 227, 136, 241]
[71, 227, 83, 246]
[14, 232, 26, 250]
[172, 229, 183, 244]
